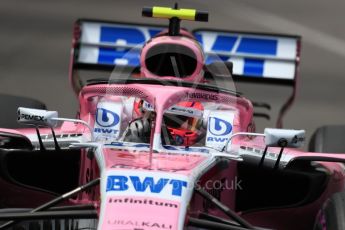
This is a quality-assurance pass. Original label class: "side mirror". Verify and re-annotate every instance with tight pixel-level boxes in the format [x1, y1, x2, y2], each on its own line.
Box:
[17, 107, 94, 142]
[264, 128, 305, 148]
[17, 107, 58, 127]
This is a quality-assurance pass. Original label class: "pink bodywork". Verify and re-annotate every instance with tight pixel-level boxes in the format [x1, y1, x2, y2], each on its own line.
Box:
[0, 24, 343, 230]
[0, 81, 344, 229]
[0, 82, 343, 230]
[76, 83, 345, 229]
[77, 83, 252, 229]
[140, 35, 205, 83]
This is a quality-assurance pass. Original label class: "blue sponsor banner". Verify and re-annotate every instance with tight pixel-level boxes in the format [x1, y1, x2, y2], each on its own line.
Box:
[236, 37, 277, 55]
[243, 58, 264, 77]
[211, 35, 237, 52]
[97, 26, 161, 65]
[98, 47, 140, 65]
[94, 26, 279, 78]
[100, 26, 146, 44]
[204, 54, 229, 64]
[195, 32, 279, 77]
[148, 29, 163, 38]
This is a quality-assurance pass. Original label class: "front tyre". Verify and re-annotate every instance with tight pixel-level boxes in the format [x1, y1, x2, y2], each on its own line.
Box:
[314, 191, 345, 230]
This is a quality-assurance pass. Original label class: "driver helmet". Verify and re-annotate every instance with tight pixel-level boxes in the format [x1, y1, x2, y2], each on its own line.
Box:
[163, 101, 204, 146]
[134, 100, 204, 146]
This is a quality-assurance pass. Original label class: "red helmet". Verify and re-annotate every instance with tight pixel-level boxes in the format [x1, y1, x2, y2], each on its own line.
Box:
[162, 101, 204, 146]
[134, 99, 204, 146]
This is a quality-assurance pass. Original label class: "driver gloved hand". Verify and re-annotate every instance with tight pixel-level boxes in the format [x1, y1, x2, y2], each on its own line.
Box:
[126, 118, 151, 143]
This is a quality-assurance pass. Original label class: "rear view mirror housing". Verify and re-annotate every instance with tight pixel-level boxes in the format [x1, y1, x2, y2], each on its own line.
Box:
[264, 128, 305, 148]
[17, 107, 94, 142]
[17, 107, 58, 127]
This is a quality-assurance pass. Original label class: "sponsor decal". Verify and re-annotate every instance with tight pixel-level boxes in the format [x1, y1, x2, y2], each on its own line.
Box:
[40, 133, 82, 139]
[206, 137, 229, 143]
[94, 127, 119, 135]
[143, 101, 154, 111]
[205, 111, 235, 150]
[208, 117, 232, 136]
[170, 107, 194, 114]
[195, 31, 294, 78]
[17, 108, 57, 127]
[20, 114, 45, 121]
[185, 92, 219, 101]
[207, 117, 233, 143]
[97, 25, 161, 66]
[108, 197, 178, 209]
[106, 175, 187, 197]
[162, 145, 209, 153]
[94, 102, 122, 139]
[292, 135, 305, 144]
[143, 102, 202, 117]
[109, 142, 150, 148]
[96, 108, 120, 127]
[107, 219, 173, 229]
[167, 106, 203, 117]
[107, 142, 210, 153]
[239, 146, 278, 159]
[102, 171, 189, 230]
[93, 24, 283, 73]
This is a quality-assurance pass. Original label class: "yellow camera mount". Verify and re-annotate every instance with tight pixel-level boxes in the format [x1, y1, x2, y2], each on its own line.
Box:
[142, 4, 208, 36]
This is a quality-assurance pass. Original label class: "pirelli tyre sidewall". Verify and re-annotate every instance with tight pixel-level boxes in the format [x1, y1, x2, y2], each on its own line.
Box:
[309, 125, 345, 153]
[314, 191, 345, 230]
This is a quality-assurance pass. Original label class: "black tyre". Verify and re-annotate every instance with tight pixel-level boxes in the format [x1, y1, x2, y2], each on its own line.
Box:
[314, 191, 345, 230]
[309, 125, 345, 153]
[42, 220, 53, 230]
[28, 222, 40, 230]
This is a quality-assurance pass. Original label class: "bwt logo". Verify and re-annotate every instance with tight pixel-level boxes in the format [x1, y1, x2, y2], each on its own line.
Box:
[106, 175, 188, 197]
[208, 117, 232, 136]
[96, 108, 120, 127]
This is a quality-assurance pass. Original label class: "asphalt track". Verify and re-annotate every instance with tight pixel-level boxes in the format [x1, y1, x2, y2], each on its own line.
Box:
[0, 0, 345, 148]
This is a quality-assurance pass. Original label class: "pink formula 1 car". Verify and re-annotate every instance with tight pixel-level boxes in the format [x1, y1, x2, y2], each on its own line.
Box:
[1, 5, 345, 230]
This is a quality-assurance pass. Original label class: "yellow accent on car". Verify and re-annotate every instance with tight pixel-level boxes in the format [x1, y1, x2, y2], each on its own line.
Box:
[152, 7, 196, 21]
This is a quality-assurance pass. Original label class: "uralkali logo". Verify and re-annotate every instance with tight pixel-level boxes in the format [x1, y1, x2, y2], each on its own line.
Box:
[102, 196, 179, 230]
[107, 219, 173, 229]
